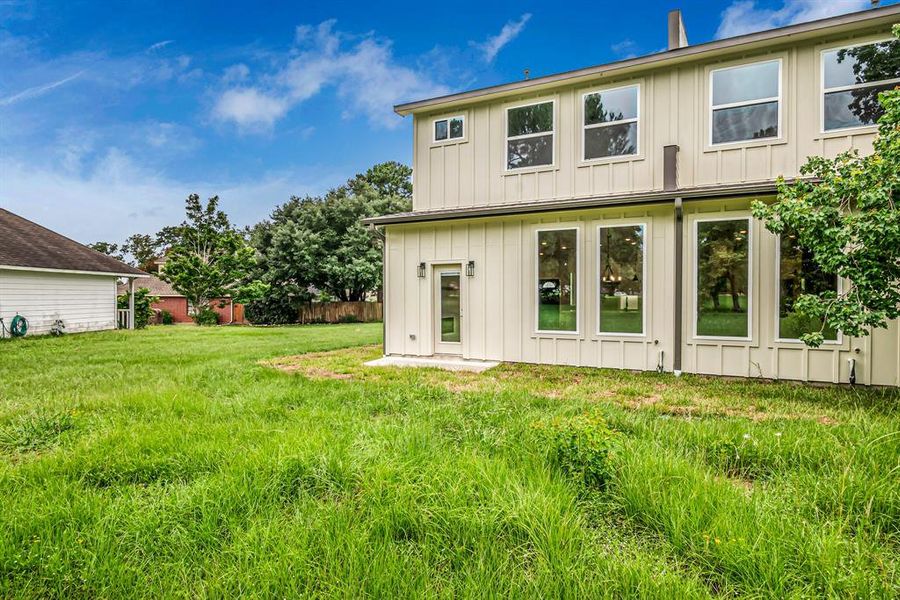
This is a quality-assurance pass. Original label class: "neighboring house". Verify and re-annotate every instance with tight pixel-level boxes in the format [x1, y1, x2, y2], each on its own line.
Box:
[365, 6, 900, 386]
[118, 259, 245, 324]
[0, 208, 147, 335]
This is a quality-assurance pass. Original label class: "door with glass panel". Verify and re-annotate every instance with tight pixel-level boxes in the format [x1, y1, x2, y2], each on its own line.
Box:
[433, 266, 462, 355]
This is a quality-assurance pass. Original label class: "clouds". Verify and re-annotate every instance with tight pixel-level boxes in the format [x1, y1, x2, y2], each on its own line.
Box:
[211, 20, 448, 131]
[212, 88, 289, 128]
[0, 148, 342, 244]
[474, 13, 531, 63]
[0, 70, 84, 106]
[716, 0, 870, 39]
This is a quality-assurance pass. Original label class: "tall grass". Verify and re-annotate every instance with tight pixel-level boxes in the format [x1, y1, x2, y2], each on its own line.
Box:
[0, 325, 897, 597]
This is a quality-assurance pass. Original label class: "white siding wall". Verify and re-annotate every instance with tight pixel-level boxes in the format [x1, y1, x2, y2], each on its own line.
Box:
[384, 200, 900, 386]
[0, 269, 118, 336]
[412, 29, 890, 212]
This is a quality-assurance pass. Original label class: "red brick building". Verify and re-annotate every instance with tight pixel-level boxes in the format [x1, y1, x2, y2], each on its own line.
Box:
[118, 275, 245, 324]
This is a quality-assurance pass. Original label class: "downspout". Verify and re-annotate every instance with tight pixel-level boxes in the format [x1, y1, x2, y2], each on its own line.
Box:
[664, 144, 682, 375]
[369, 223, 387, 356]
[673, 197, 683, 376]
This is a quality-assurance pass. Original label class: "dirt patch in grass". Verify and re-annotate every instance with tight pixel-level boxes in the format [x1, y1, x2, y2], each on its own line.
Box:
[265, 346, 855, 425]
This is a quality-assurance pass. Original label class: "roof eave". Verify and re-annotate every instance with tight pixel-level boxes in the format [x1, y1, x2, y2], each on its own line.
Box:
[393, 5, 900, 116]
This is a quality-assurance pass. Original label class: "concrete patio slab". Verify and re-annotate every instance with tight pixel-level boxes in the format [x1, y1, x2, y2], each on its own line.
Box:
[365, 355, 499, 373]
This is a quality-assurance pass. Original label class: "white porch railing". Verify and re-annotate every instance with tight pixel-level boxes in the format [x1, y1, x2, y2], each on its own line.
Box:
[117, 309, 132, 329]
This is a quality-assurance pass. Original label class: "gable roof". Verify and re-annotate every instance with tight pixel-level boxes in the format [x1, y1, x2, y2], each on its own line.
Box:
[117, 274, 181, 297]
[0, 208, 146, 277]
[394, 4, 900, 116]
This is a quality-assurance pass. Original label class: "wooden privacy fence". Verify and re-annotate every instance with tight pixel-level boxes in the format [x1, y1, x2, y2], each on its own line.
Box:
[298, 302, 383, 324]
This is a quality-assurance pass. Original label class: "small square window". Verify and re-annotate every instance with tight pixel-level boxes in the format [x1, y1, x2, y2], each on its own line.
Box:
[433, 116, 465, 142]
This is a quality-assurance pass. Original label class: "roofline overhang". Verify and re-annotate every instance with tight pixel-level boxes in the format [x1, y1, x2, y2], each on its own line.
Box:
[394, 5, 900, 116]
[0, 264, 149, 278]
[363, 181, 784, 226]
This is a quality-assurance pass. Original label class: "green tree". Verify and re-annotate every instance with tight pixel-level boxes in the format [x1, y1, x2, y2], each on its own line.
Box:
[161, 194, 267, 318]
[752, 28, 900, 347]
[87, 242, 124, 262]
[123, 234, 161, 271]
[248, 162, 411, 322]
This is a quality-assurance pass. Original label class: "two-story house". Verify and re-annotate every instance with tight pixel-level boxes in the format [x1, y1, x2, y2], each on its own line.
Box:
[365, 6, 900, 386]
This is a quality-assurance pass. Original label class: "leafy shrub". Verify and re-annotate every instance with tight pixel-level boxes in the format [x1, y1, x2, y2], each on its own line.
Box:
[337, 314, 361, 323]
[193, 307, 219, 326]
[244, 295, 299, 325]
[116, 287, 159, 329]
[160, 310, 174, 325]
[534, 412, 620, 489]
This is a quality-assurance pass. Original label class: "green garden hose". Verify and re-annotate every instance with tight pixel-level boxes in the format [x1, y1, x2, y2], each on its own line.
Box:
[10, 315, 27, 337]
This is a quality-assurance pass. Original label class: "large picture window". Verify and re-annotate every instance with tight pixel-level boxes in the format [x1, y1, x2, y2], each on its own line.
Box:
[822, 39, 900, 132]
[583, 85, 638, 160]
[710, 60, 780, 145]
[598, 225, 644, 334]
[507, 101, 554, 170]
[537, 228, 577, 332]
[695, 218, 750, 338]
[778, 233, 838, 341]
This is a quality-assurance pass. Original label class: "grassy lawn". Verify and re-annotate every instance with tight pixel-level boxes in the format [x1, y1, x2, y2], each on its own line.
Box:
[1, 325, 898, 597]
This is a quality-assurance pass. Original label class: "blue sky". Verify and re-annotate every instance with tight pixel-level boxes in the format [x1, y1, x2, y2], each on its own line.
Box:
[0, 0, 892, 244]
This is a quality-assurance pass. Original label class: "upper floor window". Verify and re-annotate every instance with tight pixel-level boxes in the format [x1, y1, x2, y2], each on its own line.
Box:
[822, 39, 900, 132]
[507, 101, 554, 170]
[710, 60, 780, 145]
[434, 116, 465, 142]
[583, 85, 639, 160]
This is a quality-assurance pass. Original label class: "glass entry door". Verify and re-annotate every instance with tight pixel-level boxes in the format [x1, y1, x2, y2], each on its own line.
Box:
[433, 266, 462, 355]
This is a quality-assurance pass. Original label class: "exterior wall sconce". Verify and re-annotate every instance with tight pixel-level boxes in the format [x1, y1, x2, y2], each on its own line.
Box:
[466, 260, 475, 277]
[417, 262, 426, 278]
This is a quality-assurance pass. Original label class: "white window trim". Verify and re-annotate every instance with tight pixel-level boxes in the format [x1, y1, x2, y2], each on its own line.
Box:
[773, 234, 844, 345]
[596, 222, 647, 337]
[820, 38, 900, 134]
[432, 114, 466, 144]
[692, 215, 753, 342]
[581, 84, 640, 162]
[709, 58, 782, 148]
[534, 224, 581, 336]
[505, 99, 556, 172]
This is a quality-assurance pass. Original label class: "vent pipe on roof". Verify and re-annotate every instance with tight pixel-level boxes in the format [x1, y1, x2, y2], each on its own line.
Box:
[667, 10, 688, 50]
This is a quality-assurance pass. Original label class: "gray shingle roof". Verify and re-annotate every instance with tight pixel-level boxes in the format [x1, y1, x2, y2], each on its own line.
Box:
[117, 274, 180, 297]
[0, 208, 146, 276]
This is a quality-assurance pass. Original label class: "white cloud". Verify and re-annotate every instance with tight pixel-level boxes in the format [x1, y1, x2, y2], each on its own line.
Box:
[222, 63, 249, 83]
[716, 0, 870, 39]
[0, 70, 83, 106]
[212, 88, 289, 129]
[211, 20, 447, 130]
[610, 39, 638, 59]
[0, 149, 342, 243]
[146, 40, 174, 53]
[474, 13, 532, 63]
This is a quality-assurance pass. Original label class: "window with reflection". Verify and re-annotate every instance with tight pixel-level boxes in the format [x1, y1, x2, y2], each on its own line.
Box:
[711, 60, 780, 144]
[822, 39, 900, 131]
[778, 233, 838, 341]
[584, 85, 638, 160]
[696, 219, 750, 338]
[434, 116, 465, 142]
[507, 101, 554, 169]
[537, 229, 577, 332]
[598, 225, 644, 334]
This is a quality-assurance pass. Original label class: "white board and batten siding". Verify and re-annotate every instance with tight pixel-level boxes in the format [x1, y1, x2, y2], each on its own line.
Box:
[0, 269, 118, 335]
